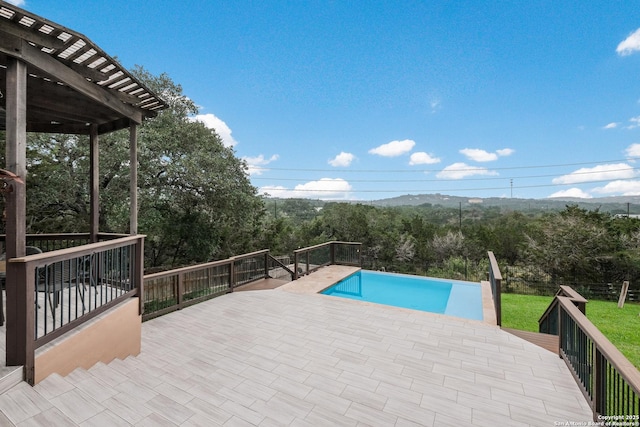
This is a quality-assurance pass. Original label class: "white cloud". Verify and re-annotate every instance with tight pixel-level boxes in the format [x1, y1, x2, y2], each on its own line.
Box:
[369, 139, 415, 157]
[436, 163, 499, 179]
[242, 154, 279, 175]
[190, 113, 237, 147]
[5, 0, 25, 5]
[496, 148, 515, 157]
[603, 122, 620, 129]
[593, 180, 640, 195]
[626, 143, 640, 158]
[409, 152, 441, 165]
[628, 116, 640, 129]
[259, 178, 352, 200]
[329, 152, 355, 167]
[460, 148, 497, 162]
[617, 28, 640, 56]
[552, 163, 636, 184]
[548, 188, 593, 199]
[459, 148, 514, 162]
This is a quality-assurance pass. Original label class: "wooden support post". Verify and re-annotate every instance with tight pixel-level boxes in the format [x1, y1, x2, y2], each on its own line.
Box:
[89, 124, 99, 243]
[129, 124, 138, 235]
[5, 57, 28, 367]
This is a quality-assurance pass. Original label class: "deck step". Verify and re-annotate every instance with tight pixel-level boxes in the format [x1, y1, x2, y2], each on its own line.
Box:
[0, 366, 23, 394]
[503, 328, 559, 354]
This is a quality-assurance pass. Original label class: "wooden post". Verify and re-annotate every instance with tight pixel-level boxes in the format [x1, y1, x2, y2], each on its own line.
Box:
[177, 272, 184, 309]
[618, 281, 629, 308]
[135, 237, 144, 316]
[129, 124, 138, 235]
[89, 125, 99, 243]
[330, 242, 336, 265]
[5, 57, 28, 367]
[229, 260, 235, 292]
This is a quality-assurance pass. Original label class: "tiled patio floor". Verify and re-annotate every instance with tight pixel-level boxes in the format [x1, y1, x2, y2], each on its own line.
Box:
[0, 266, 592, 426]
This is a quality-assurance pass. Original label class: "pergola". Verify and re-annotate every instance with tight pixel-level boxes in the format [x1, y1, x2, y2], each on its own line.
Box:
[0, 2, 166, 379]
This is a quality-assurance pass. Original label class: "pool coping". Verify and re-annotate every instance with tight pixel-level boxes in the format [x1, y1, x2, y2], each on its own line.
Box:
[277, 265, 498, 326]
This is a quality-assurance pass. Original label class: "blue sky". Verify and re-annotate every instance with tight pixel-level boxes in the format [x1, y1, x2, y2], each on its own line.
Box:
[11, 0, 640, 201]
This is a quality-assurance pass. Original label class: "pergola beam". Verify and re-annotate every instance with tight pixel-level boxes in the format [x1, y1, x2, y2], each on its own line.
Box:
[0, 32, 143, 125]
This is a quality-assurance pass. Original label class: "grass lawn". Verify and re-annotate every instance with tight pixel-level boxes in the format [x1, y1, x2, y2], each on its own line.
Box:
[501, 293, 640, 369]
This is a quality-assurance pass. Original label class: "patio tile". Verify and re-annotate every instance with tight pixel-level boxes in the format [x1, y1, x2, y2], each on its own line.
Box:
[419, 393, 473, 423]
[102, 392, 153, 425]
[304, 387, 352, 414]
[16, 407, 74, 427]
[383, 397, 436, 425]
[72, 376, 119, 403]
[270, 375, 313, 400]
[340, 384, 388, 411]
[143, 394, 195, 425]
[32, 373, 75, 400]
[0, 382, 54, 424]
[79, 410, 130, 427]
[303, 372, 347, 395]
[344, 401, 398, 426]
[49, 389, 105, 424]
[471, 407, 530, 427]
[303, 406, 358, 427]
[376, 381, 422, 405]
[0, 266, 594, 426]
[184, 397, 233, 424]
[134, 412, 177, 427]
[220, 399, 264, 425]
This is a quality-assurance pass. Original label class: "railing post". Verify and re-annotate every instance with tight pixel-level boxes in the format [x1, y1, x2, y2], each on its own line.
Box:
[557, 303, 564, 357]
[330, 242, 336, 265]
[306, 251, 310, 274]
[293, 252, 299, 280]
[229, 259, 235, 292]
[487, 251, 502, 327]
[177, 272, 184, 309]
[264, 251, 269, 279]
[136, 236, 144, 316]
[593, 347, 603, 419]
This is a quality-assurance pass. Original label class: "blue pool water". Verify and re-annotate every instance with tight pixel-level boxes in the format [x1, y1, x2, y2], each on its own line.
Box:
[321, 270, 483, 321]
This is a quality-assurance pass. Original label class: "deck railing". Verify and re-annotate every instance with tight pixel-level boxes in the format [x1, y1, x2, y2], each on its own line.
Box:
[539, 287, 640, 419]
[143, 249, 296, 321]
[143, 242, 361, 320]
[293, 241, 361, 279]
[0, 232, 128, 253]
[539, 285, 588, 335]
[6, 235, 144, 384]
[487, 251, 502, 326]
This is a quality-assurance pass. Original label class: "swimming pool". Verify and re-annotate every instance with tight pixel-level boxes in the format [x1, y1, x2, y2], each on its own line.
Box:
[321, 270, 483, 321]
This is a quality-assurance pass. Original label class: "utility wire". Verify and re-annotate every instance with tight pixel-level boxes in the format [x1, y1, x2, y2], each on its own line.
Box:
[249, 157, 640, 174]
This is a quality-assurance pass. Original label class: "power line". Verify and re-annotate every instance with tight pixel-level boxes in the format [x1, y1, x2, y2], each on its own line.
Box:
[259, 176, 634, 194]
[249, 157, 640, 174]
[251, 165, 640, 183]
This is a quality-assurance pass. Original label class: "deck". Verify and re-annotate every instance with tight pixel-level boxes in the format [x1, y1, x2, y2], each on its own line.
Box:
[503, 328, 560, 355]
[0, 266, 592, 425]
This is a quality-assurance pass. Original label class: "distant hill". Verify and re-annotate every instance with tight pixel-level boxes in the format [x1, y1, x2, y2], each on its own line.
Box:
[365, 193, 640, 214]
[264, 194, 640, 215]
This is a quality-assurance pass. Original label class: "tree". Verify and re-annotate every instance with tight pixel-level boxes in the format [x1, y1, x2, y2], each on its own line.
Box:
[17, 67, 265, 270]
[524, 206, 615, 283]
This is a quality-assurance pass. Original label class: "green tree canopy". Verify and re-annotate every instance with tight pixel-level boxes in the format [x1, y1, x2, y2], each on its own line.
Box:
[18, 67, 264, 270]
